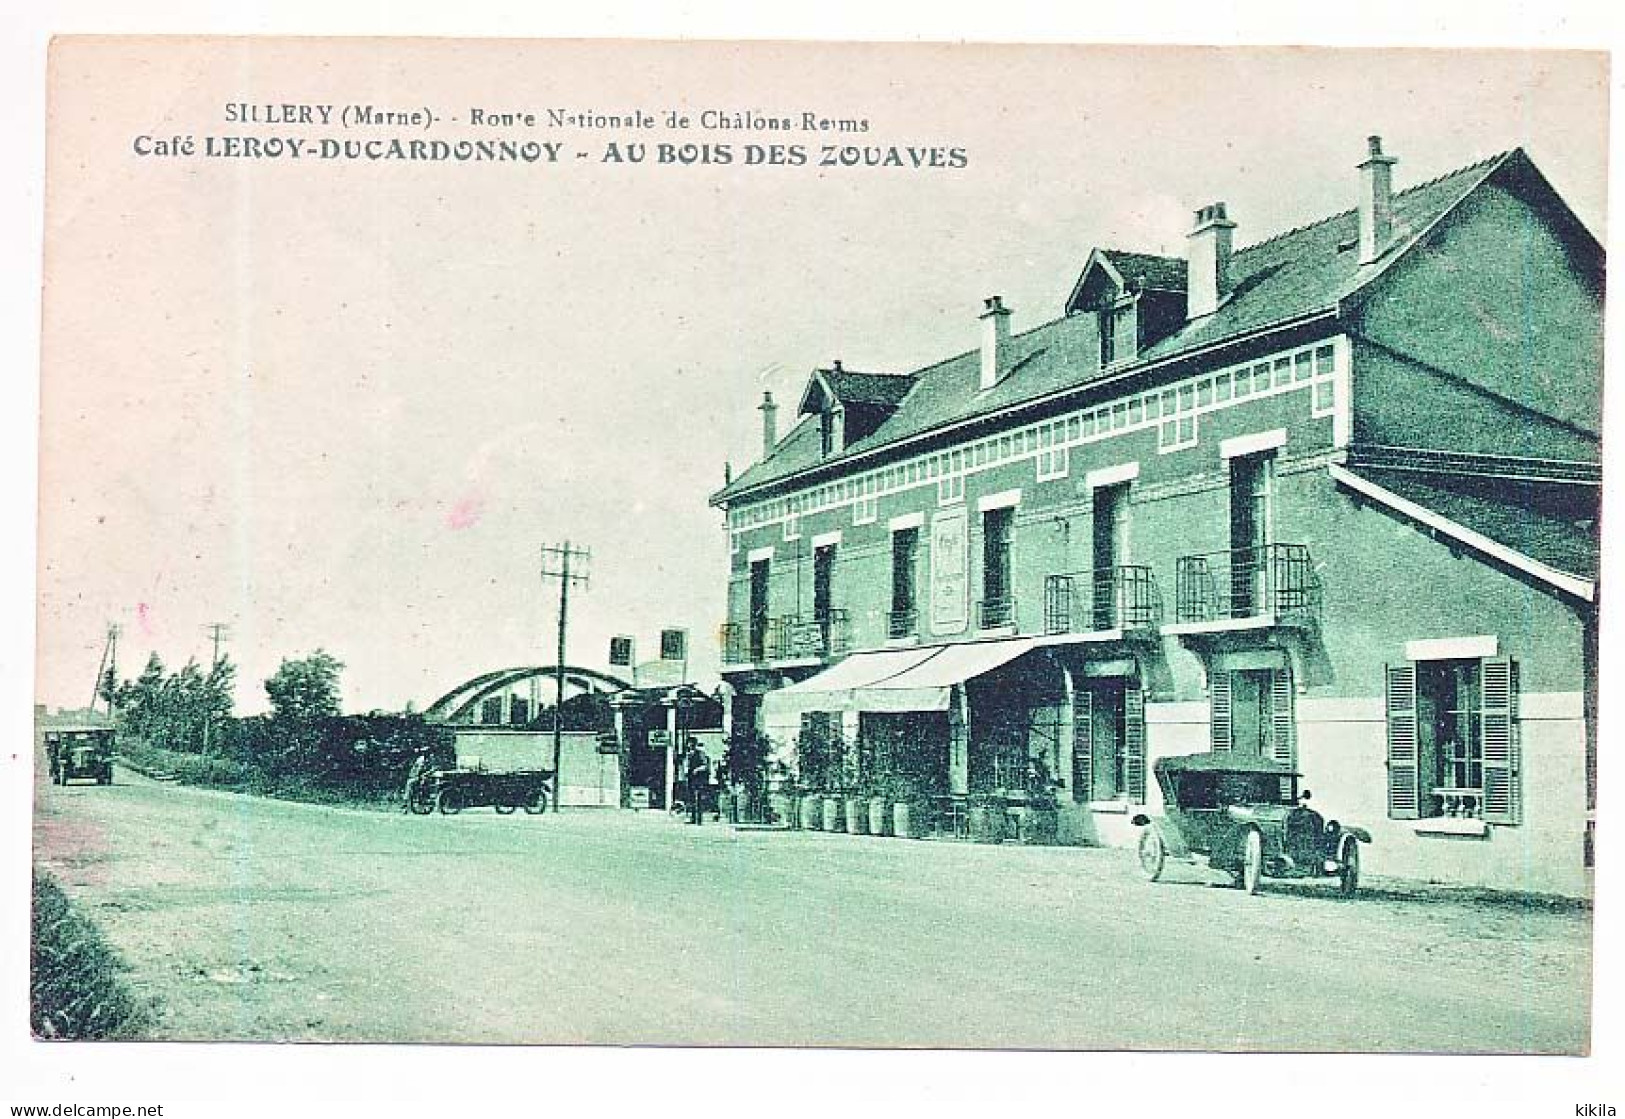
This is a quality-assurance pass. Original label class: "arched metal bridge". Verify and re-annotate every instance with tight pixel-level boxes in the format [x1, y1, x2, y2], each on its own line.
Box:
[424, 665, 632, 725]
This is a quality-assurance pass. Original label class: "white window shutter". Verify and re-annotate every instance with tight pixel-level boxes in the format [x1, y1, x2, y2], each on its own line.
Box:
[1480, 656, 1520, 825]
[1385, 663, 1420, 819]
[1125, 687, 1147, 804]
[1210, 671, 1232, 752]
[1269, 668, 1296, 768]
[1072, 689, 1093, 803]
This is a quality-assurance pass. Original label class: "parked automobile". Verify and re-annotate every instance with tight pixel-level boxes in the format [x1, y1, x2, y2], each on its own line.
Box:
[1131, 752, 1370, 896]
[45, 727, 115, 786]
[406, 765, 554, 815]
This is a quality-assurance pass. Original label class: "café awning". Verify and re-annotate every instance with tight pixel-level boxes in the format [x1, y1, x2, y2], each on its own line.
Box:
[760, 645, 941, 720]
[761, 636, 1045, 719]
[855, 636, 1044, 712]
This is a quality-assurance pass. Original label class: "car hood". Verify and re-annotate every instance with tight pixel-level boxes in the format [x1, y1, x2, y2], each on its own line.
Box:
[1224, 804, 1295, 825]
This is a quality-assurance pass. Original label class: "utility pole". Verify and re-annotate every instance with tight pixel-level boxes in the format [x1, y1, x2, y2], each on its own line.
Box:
[201, 622, 229, 753]
[204, 622, 230, 668]
[92, 622, 120, 716]
[540, 541, 591, 812]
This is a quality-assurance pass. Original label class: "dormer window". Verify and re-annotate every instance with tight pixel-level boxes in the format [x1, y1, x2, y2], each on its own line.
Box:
[1100, 298, 1137, 367]
[796, 362, 916, 459]
[1065, 249, 1189, 364]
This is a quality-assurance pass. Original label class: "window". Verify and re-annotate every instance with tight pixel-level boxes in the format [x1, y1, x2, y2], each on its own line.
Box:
[1210, 667, 1295, 768]
[748, 558, 770, 661]
[938, 473, 964, 505]
[820, 410, 835, 457]
[1312, 378, 1336, 417]
[1072, 682, 1147, 803]
[813, 544, 835, 623]
[1158, 415, 1197, 453]
[980, 507, 1015, 628]
[853, 496, 877, 525]
[784, 513, 801, 541]
[1091, 483, 1129, 629]
[1036, 446, 1069, 482]
[1099, 305, 1118, 367]
[1228, 452, 1272, 617]
[1386, 656, 1519, 823]
[890, 528, 919, 638]
[659, 628, 687, 662]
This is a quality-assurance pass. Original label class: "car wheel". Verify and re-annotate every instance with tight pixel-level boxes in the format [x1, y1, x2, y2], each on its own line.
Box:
[494, 802, 517, 815]
[523, 790, 549, 815]
[436, 788, 462, 815]
[1242, 829, 1264, 895]
[1339, 842, 1360, 897]
[1137, 827, 1166, 882]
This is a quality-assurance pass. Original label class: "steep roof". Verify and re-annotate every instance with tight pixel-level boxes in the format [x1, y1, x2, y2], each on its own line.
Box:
[716, 148, 1528, 504]
[799, 366, 917, 414]
[1333, 463, 1598, 597]
[1100, 250, 1188, 292]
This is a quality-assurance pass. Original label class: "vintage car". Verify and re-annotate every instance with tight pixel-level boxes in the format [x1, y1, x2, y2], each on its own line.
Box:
[407, 765, 554, 816]
[45, 727, 115, 786]
[1131, 752, 1370, 896]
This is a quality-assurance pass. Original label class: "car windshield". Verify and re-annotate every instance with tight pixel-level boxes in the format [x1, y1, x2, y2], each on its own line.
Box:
[1177, 770, 1291, 808]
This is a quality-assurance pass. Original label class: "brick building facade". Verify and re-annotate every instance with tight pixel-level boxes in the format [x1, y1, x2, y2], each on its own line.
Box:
[710, 137, 1601, 897]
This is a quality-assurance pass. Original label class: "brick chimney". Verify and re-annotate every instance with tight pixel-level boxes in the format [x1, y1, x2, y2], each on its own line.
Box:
[1186, 202, 1235, 320]
[758, 390, 778, 458]
[980, 296, 1012, 390]
[1358, 135, 1398, 265]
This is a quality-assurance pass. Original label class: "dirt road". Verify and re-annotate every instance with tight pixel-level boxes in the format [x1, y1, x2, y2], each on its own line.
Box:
[33, 768, 1591, 1050]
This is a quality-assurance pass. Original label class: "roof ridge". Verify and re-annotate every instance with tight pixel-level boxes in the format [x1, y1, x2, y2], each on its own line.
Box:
[1234, 149, 1513, 257]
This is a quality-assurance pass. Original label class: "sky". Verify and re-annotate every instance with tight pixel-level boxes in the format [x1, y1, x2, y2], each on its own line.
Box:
[34, 40, 1608, 715]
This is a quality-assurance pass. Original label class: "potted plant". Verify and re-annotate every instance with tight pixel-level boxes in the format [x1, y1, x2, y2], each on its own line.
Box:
[766, 761, 797, 829]
[1015, 754, 1061, 845]
[821, 788, 846, 833]
[723, 730, 770, 825]
[967, 792, 1007, 844]
[867, 777, 893, 837]
[801, 788, 825, 830]
[844, 778, 869, 836]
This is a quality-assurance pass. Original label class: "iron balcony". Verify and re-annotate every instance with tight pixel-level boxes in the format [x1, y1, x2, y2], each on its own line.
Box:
[1044, 566, 1163, 634]
[1174, 543, 1322, 625]
[721, 610, 850, 664]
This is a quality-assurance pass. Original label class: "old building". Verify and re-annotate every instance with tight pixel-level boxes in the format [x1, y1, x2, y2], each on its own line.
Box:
[709, 137, 1601, 897]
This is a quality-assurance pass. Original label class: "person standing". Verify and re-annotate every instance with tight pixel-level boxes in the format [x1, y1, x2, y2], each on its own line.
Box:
[685, 739, 709, 826]
[402, 749, 430, 813]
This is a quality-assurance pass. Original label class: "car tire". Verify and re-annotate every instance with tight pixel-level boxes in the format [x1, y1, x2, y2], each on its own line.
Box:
[1137, 827, 1166, 882]
[436, 788, 462, 815]
[494, 803, 517, 815]
[1242, 828, 1264, 895]
[523, 790, 549, 815]
[1338, 842, 1360, 897]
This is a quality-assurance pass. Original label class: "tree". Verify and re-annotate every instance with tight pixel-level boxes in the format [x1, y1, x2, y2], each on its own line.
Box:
[264, 650, 344, 724]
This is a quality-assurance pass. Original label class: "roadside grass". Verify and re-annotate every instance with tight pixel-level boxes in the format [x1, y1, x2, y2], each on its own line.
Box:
[116, 736, 399, 811]
[31, 870, 150, 1039]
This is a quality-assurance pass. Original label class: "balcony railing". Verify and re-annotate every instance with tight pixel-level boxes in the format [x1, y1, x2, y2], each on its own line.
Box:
[772, 610, 850, 661]
[888, 605, 918, 641]
[721, 611, 849, 664]
[1175, 543, 1321, 625]
[1044, 566, 1162, 635]
[977, 595, 1016, 630]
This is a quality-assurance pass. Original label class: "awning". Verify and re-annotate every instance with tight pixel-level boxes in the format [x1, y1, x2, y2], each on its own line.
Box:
[857, 637, 1044, 712]
[760, 645, 942, 721]
[761, 636, 1045, 720]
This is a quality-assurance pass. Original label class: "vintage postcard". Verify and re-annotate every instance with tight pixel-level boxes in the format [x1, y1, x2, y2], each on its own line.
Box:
[29, 36, 1604, 1059]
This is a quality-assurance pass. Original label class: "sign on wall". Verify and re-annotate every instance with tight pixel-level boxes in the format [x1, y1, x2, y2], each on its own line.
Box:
[608, 635, 635, 666]
[660, 628, 688, 661]
[931, 507, 969, 635]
